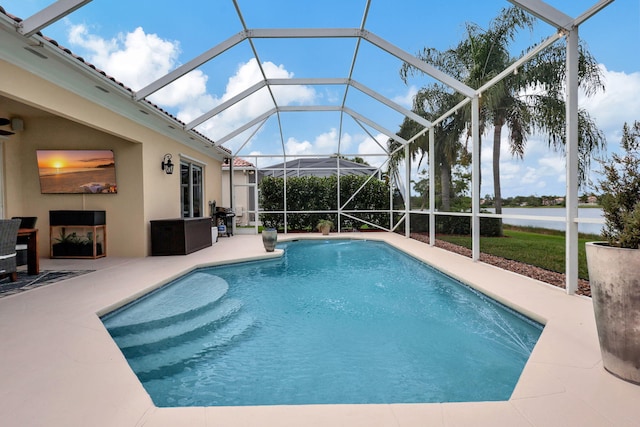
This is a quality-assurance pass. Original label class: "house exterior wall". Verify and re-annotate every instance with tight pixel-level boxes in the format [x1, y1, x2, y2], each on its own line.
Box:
[221, 169, 252, 226]
[0, 60, 222, 257]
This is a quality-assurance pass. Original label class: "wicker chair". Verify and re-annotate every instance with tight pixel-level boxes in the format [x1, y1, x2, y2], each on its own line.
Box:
[0, 219, 22, 282]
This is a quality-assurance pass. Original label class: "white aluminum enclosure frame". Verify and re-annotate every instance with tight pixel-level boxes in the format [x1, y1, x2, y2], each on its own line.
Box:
[2, 0, 615, 294]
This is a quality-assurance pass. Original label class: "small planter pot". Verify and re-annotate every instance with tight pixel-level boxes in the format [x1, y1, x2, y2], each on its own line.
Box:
[586, 242, 640, 384]
[262, 228, 278, 252]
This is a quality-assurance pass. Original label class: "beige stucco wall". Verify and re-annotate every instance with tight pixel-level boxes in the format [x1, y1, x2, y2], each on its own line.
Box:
[221, 169, 253, 226]
[141, 134, 223, 238]
[2, 115, 145, 257]
[0, 60, 222, 257]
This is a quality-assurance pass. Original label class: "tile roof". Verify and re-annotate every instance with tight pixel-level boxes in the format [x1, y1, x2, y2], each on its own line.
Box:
[222, 158, 255, 168]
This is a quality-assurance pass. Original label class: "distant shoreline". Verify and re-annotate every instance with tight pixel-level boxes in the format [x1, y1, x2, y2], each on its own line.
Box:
[484, 204, 602, 209]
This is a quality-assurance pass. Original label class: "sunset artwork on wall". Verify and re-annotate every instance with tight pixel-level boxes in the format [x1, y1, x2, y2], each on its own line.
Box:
[36, 149, 118, 194]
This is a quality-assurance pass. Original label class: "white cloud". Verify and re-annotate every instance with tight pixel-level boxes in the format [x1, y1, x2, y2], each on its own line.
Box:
[285, 137, 314, 156]
[314, 129, 338, 151]
[580, 65, 640, 139]
[282, 128, 357, 156]
[537, 156, 565, 176]
[67, 24, 214, 113]
[392, 85, 418, 109]
[184, 59, 319, 144]
[520, 167, 541, 185]
[65, 25, 317, 145]
[357, 133, 389, 168]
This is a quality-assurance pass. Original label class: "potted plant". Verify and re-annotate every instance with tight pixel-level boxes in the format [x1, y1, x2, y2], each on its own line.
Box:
[52, 229, 99, 257]
[316, 219, 334, 235]
[586, 120, 640, 384]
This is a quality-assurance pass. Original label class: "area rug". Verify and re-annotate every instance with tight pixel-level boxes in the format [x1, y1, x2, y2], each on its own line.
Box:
[0, 270, 94, 298]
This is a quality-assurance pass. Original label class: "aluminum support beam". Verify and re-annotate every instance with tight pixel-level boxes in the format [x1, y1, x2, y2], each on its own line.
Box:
[245, 28, 475, 98]
[471, 96, 480, 261]
[565, 27, 579, 295]
[574, 0, 615, 27]
[135, 31, 247, 101]
[405, 144, 411, 237]
[340, 159, 390, 211]
[268, 78, 347, 86]
[360, 31, 475, 98]
[18, 0, 92, 38]
[508, 0, 574, 30]
[229, 155, 235, 235]
[337, 157, 342, 232]
[349, 80, 432, 128]
[278, 105, 342, 112]
[271, 78, 431, 128]
[429, 127, 436, 247]
[247, 28, 360, 39]
[353, 117, 390, 155]
[231, 119, 267, 157]
[193, 76, 430, 134]
[214, 108, 276, 146]
[186, 81, 266, 130]
[343, 107, 410, 146]
[476, 32, 562, 94]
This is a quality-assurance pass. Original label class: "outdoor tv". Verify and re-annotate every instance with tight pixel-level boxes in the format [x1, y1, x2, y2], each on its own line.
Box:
[36, 149, 117, 194]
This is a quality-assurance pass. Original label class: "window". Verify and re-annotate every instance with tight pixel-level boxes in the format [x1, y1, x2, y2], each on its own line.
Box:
[181, 160, 203, 217]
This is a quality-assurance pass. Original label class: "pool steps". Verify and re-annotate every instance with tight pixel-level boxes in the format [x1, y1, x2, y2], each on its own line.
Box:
[130, 312, 256, 381]
[112, 298, 243, 354]
[102, 272, 255, 381]
[103, 272, 229, 332]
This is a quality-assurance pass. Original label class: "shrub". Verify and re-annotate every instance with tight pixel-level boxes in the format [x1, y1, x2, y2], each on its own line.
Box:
[598, 121, 640, 249]
[259, 175, 389, 230]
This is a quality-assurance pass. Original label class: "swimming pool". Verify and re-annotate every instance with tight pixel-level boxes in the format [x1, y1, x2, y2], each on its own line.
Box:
[102, 239, 542, 407]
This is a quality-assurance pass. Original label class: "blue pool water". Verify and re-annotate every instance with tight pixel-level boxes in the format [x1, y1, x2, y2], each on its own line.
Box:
[102, 239, 542, 407]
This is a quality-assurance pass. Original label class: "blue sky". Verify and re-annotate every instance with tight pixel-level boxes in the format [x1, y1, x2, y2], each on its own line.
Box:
[2, 0, 639, 198]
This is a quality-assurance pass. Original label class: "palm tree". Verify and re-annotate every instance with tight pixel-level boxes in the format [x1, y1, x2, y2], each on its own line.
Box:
[388, 85, 465, 211]
[401, 6, 606, 220]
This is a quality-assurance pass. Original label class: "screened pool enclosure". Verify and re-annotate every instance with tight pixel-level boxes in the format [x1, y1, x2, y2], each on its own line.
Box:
[3, 0, 614, 294]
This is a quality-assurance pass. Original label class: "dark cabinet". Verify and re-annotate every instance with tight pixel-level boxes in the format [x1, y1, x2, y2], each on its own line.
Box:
[150, 217, 213, 256]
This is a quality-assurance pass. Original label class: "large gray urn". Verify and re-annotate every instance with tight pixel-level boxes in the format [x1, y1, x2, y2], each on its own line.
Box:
[262, 229, 277, 252]
[586, 242, 640, 384]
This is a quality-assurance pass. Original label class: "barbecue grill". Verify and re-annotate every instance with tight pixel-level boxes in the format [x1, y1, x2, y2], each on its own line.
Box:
[215, 206, 235, 237]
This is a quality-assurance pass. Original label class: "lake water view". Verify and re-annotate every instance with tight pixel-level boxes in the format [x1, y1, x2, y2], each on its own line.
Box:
[487, 207, 604, 235]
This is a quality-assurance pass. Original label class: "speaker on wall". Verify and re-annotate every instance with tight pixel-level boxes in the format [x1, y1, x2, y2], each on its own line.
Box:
[11, 118, 24, 131]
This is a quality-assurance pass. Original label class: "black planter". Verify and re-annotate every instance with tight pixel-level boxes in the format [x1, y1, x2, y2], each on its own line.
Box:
[52, 242, 102, 258]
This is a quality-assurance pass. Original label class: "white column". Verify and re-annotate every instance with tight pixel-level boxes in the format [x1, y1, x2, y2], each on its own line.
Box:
[472, 96, 480, 261]
[337, 156, 341, 233]
[565, 27, 579, 294]
[283, 157, 288, 234]
[429, 127, 435, 246]
[254, 163, 259, 234]
[229, 157, 235, 235]
[405, 144, 411, 237]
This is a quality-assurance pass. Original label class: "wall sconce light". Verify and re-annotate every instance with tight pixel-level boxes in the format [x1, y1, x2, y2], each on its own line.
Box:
[161, 153, 174, 174]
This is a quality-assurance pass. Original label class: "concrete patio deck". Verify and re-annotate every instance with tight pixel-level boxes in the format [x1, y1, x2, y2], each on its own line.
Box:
[1, 232, 638, 426]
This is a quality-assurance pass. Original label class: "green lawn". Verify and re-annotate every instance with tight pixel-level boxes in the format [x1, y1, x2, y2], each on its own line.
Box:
[437, 225, 599, 280]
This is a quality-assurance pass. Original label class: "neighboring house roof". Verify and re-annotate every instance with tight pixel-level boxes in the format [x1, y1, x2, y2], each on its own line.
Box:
[221, 158, 256, 169]
[259, 157, 378, 179]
